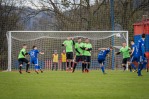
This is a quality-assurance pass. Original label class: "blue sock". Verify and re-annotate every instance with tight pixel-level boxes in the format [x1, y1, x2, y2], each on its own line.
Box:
[38, 66, 41, 70]
[131, 63, 136, 70]
[138, 64, 142, 76]
[35, 66, 38, 70]
[101, 66, 105, 73]
[142, 62, 147, 70]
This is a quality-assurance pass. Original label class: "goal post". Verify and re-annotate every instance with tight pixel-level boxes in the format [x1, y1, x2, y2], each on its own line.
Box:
[6, 31, 129, 71]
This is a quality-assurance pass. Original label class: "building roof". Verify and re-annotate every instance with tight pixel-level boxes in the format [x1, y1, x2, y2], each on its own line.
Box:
[133, 19, 149, 26]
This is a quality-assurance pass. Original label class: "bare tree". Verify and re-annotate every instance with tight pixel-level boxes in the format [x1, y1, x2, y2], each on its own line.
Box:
[0, 0, 27, 69]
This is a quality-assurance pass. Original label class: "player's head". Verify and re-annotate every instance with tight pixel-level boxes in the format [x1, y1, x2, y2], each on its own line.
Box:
[62, 50, 65, 53]
[142, 34, 145, 39]
[122, 42, 127, 47]
[78, 37, 82, 43]
[85, 38, 89, 43]
[33, 46, 37, 50]
[130, 41, 134, 45]
[23, 44, 27, 49]
[109, 46, 113, 50]
[54, 50, 57, 54]
[67, 37, 72, 40]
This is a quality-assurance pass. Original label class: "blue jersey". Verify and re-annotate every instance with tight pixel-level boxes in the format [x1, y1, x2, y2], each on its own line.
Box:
[131, 44, 139, 57]
[138, 39, 145, 56]
[29, 50, 39, 59]
[98, 48, 110, 60]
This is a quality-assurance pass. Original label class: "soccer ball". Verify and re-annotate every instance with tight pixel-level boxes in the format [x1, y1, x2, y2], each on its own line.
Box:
[116, 33, 121, 38]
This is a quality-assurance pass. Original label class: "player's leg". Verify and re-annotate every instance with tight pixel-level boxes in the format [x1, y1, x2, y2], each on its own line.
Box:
[86, 56, 91, 73]
[32, 59, 39, 74]
[101, 63, 106, 74]
[127, 61, 132, 72]
[138, 56, 143, 76]
[70, 52, 74, 71]
[24, 58, 30, 73]
[35, 64, 39, 74]
[66, 53, 70, 71]
[66, 52, 73, 71]
[52, 62, 54, 71]
[36, 59, 43, 73]
[82, 56, 85, 73]
[130, 56, 136, 71]
[83, 56, 87, 72]
[18, 59, 23, 74]
[64, 62, 66, 71]
[141, 58, 147, 70]
[72, 62, 77, 73]
[72, 56, 79, 73]
[122, 58, 127, 71]
[61, 62, 64, 71]
[98, 59, 105, 74]
[56, 63, 58, 71]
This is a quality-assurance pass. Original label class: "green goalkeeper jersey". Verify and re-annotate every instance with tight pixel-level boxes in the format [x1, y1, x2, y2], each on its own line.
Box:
[75, 42, 84, 56]
[83, 43, 92, 56]
[18, 48, 26, 59]
[120, 46, 130, 58]
[63, 40, 73, 52]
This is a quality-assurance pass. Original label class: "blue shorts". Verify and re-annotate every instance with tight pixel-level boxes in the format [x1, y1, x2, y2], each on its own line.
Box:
[130, 56, 139, 63]
[35, 66, 41, 70]
[139, 56, 146, 63]
[30, 58, 38, 65]
[98, 58, 105, 64]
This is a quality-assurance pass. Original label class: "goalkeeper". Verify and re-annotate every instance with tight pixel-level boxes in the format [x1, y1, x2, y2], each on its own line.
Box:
[116, 42, 131, 72]
[18, 44, 30, 74]
[62, 37, 75, 71]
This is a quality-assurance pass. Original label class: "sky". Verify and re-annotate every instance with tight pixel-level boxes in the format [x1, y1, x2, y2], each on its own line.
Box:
[24, 0, 95, 9]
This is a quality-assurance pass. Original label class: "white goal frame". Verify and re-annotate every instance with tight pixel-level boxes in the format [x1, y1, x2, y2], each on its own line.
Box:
[6, 31, 129, 71]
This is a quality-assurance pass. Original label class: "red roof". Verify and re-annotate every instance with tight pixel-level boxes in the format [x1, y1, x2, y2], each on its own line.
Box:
[133, 18, 149, 26]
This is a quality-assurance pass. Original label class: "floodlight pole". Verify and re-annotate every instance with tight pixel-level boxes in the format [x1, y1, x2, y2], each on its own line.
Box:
[110, 0, 115, 70]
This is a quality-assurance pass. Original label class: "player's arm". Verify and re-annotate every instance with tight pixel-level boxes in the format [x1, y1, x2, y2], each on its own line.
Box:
[36, 50, 44, 55]
[80, 47, 85, 50]
[75, 48, 81, 55]
[71, 37, 75, 45]
[141, 45, 145, 56]
[39, 52, 44, 54]
[85, 44, 92, 51]
[116, 52, 121, 55]
[62, 41, 66, 46]
[116, 49, 121, 55]
[130, 47, 134, 56]
[22, 51, 28, 56]
[86, 48, 92, 51]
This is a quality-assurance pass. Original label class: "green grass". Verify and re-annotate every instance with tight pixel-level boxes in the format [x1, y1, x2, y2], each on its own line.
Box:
[0, 70, 149, 99]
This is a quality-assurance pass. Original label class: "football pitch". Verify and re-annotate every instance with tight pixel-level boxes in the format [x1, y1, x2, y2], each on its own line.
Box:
[0, 70, 149, 99]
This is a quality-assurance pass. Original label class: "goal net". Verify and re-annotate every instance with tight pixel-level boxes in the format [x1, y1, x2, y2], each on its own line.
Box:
[6, 31, 128, 71]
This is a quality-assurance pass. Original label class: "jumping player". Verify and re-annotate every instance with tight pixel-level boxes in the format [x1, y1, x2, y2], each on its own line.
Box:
[98, 47, 113, 74]
[83, 38, 92, 73]
[62, 37, 75, 71]
[18, 44, 30, 74]
[116, 42, 131, 72]
[72, 38, 84, 73]
[28, 46, 44, 74]
[137, 34, 146, 76]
